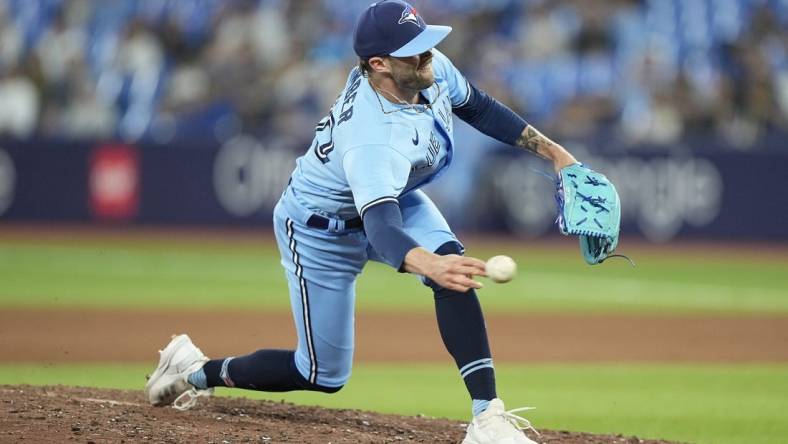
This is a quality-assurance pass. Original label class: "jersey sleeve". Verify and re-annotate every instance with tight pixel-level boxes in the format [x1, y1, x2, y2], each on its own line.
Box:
[342, 144, 411, 218]
[431, 49, 471, 108]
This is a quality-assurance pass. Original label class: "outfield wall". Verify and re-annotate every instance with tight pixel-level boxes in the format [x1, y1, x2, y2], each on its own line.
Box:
[0, 130, 785, 241]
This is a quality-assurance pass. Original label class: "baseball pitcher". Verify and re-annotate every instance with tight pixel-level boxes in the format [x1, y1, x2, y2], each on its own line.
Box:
[145, 2, 622, 443]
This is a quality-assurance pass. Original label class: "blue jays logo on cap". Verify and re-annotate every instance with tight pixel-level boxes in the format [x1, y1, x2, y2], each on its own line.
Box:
[398, 6, 420, 25]
[353, 0, 452, 58]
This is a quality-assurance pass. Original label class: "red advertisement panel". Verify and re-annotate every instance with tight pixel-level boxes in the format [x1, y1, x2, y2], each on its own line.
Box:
[89, 144, 139, 220]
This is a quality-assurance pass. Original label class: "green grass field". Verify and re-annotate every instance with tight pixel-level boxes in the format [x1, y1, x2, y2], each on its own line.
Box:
[2, 232, 788, 444]
[2, 238, 787, 313]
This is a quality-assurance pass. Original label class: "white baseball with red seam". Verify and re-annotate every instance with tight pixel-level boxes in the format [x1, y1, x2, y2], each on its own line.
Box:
[485, 255, 517, 283]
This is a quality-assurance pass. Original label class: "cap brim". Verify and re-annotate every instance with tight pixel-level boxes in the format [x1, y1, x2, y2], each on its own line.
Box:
[389, 25, 452, 57]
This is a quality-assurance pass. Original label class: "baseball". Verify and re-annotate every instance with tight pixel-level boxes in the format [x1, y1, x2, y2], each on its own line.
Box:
[485, 255, 517, 283]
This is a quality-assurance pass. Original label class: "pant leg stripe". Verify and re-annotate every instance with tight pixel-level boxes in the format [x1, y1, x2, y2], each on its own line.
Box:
[460, 361, 495, 379]
[219, 357, 236, 387]
[459, 358, 493, 374]
[287, 218, 318, 384]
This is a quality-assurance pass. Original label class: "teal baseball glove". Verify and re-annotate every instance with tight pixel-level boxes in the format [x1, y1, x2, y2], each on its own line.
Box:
[555, 163, 630, 265]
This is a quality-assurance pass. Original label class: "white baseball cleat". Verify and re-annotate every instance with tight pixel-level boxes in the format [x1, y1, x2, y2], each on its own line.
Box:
[462, 398, 541, 444]
[144, 334, 212, 411]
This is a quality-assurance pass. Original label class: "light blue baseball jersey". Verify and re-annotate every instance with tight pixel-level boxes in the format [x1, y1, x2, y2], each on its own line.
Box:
[288, 49, 471, 219]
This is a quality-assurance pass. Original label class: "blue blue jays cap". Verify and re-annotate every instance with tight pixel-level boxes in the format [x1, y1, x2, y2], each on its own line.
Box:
[353, 0, 452, 58]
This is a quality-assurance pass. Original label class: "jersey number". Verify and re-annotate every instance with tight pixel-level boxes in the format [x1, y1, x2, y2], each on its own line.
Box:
[313, 112, 335, 164]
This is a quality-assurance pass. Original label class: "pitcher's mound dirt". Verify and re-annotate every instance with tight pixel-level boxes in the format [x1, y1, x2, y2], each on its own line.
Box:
[1, 385, 680, 444]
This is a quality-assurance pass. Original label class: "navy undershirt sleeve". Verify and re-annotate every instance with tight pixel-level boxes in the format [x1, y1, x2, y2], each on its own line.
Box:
[362, 200, 419, 271]
[452, 82, 528, 146]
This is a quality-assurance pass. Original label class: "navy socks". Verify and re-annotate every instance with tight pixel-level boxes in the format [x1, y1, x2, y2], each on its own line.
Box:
[194, 349, 340, 393]
[434, 285, 497, 404]
[430, 242, 497, 410]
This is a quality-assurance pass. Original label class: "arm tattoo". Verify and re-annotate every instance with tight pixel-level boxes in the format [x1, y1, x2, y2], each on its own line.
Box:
[514, 124, 577, 168]
[516, 125, 554, 156]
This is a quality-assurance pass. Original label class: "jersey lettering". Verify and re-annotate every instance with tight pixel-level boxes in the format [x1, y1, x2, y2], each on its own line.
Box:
[437, 100, 452, 131]
[314, 70, 364, 164]
[313, 112, 335, 164]
[337, 69, 362, 126]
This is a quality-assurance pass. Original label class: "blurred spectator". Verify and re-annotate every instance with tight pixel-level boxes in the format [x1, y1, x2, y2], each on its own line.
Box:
[0, 65, 39, 138]
[59, 66, 117, 138]
[35, 10, 86, 90]
[0, 5, 23, 70]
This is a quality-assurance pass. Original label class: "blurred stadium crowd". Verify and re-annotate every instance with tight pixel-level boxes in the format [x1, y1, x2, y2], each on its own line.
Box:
[0, 0, 786, 149]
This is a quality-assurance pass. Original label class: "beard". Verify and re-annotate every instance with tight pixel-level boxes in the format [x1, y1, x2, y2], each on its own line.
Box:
[392, 63, 435, 91]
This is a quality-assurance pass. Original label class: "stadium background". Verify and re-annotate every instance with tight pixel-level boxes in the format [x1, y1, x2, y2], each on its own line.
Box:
[1, 0, 787, 443]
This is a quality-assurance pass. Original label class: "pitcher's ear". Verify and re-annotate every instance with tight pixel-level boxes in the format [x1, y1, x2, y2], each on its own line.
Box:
[368, 56, 390, 74]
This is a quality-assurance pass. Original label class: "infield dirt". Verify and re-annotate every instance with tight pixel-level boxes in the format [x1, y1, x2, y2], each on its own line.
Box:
[1, 385, 681, 443]
[2, 309, 787, 363]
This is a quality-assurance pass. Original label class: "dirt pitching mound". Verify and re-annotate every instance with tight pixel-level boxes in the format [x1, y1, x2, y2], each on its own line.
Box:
[1, 386, 681, 444]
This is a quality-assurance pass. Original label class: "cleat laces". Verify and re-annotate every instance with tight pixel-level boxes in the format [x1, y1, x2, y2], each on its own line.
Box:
[173, 387, 214, 411]
[499, 406, 540, 437]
